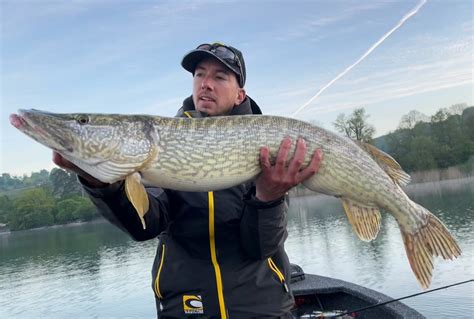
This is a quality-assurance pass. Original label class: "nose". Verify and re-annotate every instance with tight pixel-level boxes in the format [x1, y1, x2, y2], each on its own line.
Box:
[200, 75, 212, 90]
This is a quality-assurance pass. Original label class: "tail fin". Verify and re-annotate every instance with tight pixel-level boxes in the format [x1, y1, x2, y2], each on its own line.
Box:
[400, 204, 461, 289]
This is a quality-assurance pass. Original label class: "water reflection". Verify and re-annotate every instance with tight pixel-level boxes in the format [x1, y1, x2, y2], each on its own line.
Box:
[0, 222, 158, 318]
[0, 179, 472, 318]
[286, 177, 474, 317]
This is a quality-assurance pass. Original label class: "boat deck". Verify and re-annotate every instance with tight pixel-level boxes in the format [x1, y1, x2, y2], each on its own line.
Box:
[291, 273, 425, 318]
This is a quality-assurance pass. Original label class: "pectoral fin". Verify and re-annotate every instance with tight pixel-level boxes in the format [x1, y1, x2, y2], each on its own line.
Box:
[342, 199, 381, 241]
[125, 172, 149, 229]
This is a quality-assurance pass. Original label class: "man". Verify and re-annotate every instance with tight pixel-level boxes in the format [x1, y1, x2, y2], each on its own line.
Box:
[54, 42, 322, 318]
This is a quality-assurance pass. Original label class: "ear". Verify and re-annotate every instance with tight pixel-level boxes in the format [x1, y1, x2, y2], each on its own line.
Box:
[235, 88, 246, 105]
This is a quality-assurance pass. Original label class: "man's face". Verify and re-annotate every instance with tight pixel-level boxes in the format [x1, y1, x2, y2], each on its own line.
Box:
[192, 57, 246, 116]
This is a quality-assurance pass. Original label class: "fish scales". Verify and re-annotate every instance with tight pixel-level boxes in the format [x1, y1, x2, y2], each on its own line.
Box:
[10, 109, 461, 289]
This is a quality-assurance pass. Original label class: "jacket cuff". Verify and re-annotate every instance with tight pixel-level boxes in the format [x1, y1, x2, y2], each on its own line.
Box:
[243, 185, 285, 209]
[78, 175, 124, 197]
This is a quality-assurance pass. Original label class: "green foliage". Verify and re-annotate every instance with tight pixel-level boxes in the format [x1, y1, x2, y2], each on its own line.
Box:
[0, 195, 13, 223]
[0, 173, 23, 190]
[0, 170, 51, 192]
[9, 188, 55, 230]
[73, 197, 97, 221]
[56, 199, 79, 223]
[0, 167, 98, 230]
[379, 106, 474, 172]
[49, 168, 83, 198]
[56, 196, 97, 224]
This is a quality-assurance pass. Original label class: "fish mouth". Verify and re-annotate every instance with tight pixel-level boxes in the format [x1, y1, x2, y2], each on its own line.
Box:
[9, 113, 24, 130]
[10, 111, 49, 139]
[10, 110, 73, 153]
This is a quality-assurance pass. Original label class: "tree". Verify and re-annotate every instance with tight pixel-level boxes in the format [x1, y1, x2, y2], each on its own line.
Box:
[73, 197, 97, 221]
[9, 188, 55, 230]
[448, 103, 468, 115]
[0, 195, 12, 223]
[398, 110, 430, 129]
[56, 196, 97, 223]
[408, 136, 437, 171]
[0, 173, 22, 190]
[49, 168, 83, 198]
[56, 199, 80, 224]
[431, 108, 449, 123]
[383, 106, 474, 172]
[333, 108, 375, 142]
[462, 107, 474, 140]
[333, 114, 351, 137]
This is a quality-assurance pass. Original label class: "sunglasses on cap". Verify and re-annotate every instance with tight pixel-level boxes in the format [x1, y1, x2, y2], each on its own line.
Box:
[196, 43, 243, 76]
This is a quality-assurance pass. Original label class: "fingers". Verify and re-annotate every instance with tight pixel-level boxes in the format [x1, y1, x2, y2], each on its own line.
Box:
[52, 151, 68, 168]
[52, 151, 108, 187]
[297, 148, 323, 181]
[259, 146, 271, 172]
[260, 137, 323, 177]
[274, 137, 292, 176]
[256, 137, 323, 202]
[52, 151, 83, 175]
[287, 138, 307, 175]
[261, 137, 322, 181]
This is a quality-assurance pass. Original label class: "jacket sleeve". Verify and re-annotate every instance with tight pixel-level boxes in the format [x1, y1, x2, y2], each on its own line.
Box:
[80, 177, 171, 241]
[239, 185, 289, 259]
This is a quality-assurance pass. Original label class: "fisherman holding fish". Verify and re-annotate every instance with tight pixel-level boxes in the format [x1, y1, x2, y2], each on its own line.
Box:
[52, 42, 323, 318]
[11, 39, 462, 315]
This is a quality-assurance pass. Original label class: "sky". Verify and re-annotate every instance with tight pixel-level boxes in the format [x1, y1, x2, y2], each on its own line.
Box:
[1, 0, 473, 176]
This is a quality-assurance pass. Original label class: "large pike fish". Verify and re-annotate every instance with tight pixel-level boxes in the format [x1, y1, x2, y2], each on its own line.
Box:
[10, 109, 461, 289]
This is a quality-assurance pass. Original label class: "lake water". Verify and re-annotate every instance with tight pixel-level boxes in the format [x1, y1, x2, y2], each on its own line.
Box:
[1, 179, 473, 318]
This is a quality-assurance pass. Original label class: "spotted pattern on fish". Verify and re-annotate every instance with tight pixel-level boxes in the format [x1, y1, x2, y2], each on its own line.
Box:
[10, 109, 461, 289]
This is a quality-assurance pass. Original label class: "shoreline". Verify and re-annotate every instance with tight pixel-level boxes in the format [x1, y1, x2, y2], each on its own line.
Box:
[3, 176, 473, 234]
[0, 217, 107, 235]
[290, 175, 474, 198]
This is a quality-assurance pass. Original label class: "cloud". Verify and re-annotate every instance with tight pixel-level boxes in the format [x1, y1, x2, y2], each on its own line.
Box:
[268, 21, 473, 116]
[274, 1, 391, 42]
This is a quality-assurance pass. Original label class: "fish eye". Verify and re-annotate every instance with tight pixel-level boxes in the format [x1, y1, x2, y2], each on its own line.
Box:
[76, 115, 89, 125]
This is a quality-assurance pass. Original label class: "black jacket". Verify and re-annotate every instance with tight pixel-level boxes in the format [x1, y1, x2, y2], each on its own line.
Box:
[82, 96, 294, 318]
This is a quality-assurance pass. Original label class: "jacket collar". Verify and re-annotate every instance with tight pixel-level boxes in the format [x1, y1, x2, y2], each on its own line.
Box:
[176, 95, 262, 118]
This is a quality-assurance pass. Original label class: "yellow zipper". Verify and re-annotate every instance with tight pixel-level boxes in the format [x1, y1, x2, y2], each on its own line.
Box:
[179, 112, 229, 316]
[208, 191, 228, 319]
[267, 257, 289, 293]
[154, 243, 166, 299]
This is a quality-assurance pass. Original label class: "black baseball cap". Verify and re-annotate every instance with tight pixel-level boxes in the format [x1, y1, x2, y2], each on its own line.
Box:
[181, 42, 246, 87]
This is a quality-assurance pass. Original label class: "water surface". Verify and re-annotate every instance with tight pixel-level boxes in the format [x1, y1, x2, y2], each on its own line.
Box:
[1, 179, 473, 318]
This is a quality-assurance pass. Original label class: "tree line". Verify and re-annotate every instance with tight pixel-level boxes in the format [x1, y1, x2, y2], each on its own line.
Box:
[333, 104, 474, 173]
[382, 106, 474, 172]
[0, 169, 98, 231]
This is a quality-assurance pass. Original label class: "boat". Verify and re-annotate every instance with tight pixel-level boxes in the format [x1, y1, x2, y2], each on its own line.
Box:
[289, 264, 425, 318]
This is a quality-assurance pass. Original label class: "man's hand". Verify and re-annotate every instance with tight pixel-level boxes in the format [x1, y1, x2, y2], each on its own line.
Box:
[255, 137, 323, 202]
[52, 151, 109, 188]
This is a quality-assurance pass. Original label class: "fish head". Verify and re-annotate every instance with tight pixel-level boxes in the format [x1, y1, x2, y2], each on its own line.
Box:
[10, 109, 157, 183]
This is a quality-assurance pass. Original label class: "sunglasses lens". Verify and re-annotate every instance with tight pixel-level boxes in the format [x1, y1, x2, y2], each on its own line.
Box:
[214, 46, 235, 60]
[197, 44, 212, 50]
[197, 44, 236, 62]
[194, 43, 243, 85]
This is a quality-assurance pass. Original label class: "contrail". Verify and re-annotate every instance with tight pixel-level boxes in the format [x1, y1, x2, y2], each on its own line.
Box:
[291, 0, 427, 117]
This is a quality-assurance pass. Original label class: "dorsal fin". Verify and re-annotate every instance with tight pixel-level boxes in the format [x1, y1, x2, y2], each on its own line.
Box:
[356, 141, 411, 186]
